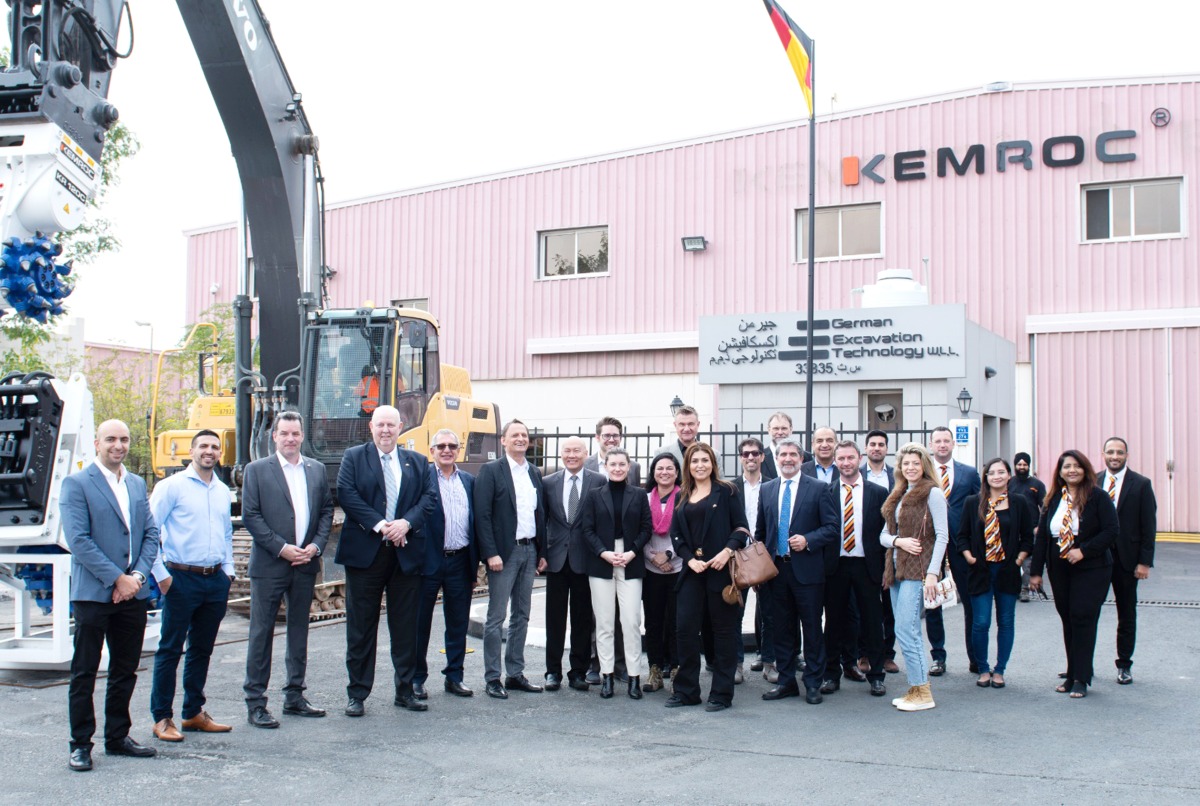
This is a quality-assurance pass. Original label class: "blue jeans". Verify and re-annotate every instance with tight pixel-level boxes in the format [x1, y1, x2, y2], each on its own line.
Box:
[970, 562, 1017, 675]
[151, 570, 230, 722]
[890, 579, 928, 687]
[483, 543, 536, 682]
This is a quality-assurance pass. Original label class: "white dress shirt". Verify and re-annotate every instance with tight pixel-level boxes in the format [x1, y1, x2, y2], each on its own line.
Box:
[95, 459, 132, 569]
[1104, 468, 1127, 507]
[741, 475, 762, 540]
[508, 455, 538, 539]
[563, 470, 585, 515]
[864, 464, 890, 489]
[277, 452, 310, 546]
[1050, 495, 1080, 537]
[839, 476, 865, 558]
[937, 461, 954, 493]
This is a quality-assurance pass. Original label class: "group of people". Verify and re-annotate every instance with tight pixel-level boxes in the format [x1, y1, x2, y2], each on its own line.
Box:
[62, 405, 1157, 770]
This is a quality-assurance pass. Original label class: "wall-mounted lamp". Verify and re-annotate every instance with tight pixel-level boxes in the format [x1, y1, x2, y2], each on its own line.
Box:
[984, 366, 997, 379]
[681, 236, 707, 252]
[956, 387, 973, 416]
[669, 395, 685, 416]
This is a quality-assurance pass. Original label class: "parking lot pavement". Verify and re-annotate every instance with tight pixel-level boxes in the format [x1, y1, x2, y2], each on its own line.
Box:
[3, 545, 1198, 804]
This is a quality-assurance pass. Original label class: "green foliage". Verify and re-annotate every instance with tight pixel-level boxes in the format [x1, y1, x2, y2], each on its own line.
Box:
[0, 318, 55, 373]
[161, 303, 238, 396]
[84, 347, 157, 477]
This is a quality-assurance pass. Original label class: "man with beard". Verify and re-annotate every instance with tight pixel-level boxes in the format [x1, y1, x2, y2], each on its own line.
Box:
[1008, 452, 1047, 601]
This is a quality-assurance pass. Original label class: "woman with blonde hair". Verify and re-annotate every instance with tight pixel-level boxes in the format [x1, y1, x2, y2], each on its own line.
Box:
[880, 442, 950, 712]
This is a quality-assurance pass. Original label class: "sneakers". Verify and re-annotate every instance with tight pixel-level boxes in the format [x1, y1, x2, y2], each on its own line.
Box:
[895, 682, 935, 711]
[645, 665, 664, 692]
[763, 662, 779, 684]
[733, 664, 744, 685]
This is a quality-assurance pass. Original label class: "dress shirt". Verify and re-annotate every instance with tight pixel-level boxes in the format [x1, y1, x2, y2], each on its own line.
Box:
[880, 491, 950, 576]
[1104, 467, 1127, 507]
[863, 464, 890, 489]
[374, 447, 404, 533]
[592, 454, 610, 480]
[94, 459, 133, 571]
[937, 461, 954, 492]
[776, 474, 800, 525]
[563, 470, 585, 514]
[437, 467, 470, 550]
[839, 476, 865, 558]
[813, 462, 835, 484]
[741, 475, 762, 540]
[150, 464, 235, 582]
[1049, 495, 1080, 537]
[507, 454, 538, 539]
[277, 452, 310, 546]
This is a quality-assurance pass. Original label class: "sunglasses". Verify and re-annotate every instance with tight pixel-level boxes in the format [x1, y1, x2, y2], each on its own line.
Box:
[740, 450, 763, 458]
[433, 443, 460, 451]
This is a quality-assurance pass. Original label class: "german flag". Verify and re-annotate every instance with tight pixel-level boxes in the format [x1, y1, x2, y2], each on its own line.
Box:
[762, 0, 814, 117]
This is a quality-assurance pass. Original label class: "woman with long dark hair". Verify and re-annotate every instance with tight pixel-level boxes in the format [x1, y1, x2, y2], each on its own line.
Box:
[641, 452, 682, 692]
[1029, 450, 1118, 698]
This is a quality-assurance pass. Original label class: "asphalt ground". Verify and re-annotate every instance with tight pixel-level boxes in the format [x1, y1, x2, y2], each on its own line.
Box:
[2, 543, 1198, 805]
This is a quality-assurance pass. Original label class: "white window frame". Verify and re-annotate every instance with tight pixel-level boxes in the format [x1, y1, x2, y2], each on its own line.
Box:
[1080, 177, 1186, 244]
[537, 226, 609, 280]
[795, 203, 883, 263]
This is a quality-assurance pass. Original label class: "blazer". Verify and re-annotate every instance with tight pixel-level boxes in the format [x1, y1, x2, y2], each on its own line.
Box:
[823, 478, 888, 585]
[955, 493, 1036, 596]
[581, 482, 653, 579]
[583, 454, 642, 487]
[473, 456, 547, 563]
[800, 460, 836, 484]
[335, 442, 436, 574]
[242, 455, 334, 578]
[762, 446, 812, 480]
[61, 464, 159, 603]
[860, 462, 895, 491]
[542, 467, 605, 574]
[755, 474, 839, 585]
[1097, 469, 1157, 570]
[669, 483, 749, 592]
[939, 459, 981, 536]
[1032, 487, 1119, 576]
[421, 465, 478, 579]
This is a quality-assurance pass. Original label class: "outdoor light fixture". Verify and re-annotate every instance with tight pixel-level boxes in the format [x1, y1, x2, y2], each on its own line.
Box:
[670, 395, 685, 416]
[956, 388, 973, 416]
[984, 366, 997, 379]
[681, 236, 707, 252]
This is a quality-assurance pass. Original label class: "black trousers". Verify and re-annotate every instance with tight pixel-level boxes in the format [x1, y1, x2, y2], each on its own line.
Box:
[641, 570, 679, 669]
[824, 558, 885, 683]
[344, 547, 421, 700]
[544, 564, 593, 680]
[674, 575, 738, 706]
[243, 569, 317, 709]
[1048, 558, 1110, 686]
[770, 563, 826, 692]
[925, 548, 975, 665]
[1110, 561, 1140, 670]
[69, 598, 148, 751]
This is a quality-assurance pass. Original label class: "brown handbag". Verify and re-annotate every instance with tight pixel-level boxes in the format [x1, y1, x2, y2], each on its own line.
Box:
[728, 528, 779, 590]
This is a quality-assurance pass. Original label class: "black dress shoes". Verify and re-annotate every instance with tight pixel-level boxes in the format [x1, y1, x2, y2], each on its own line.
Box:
[105, 736, 156, 757]
[762, 684, 800, 701]
[344, 697, 365, 717]
[664, 694, 700, 708]
[445, 679, 474, 697]
[820, 678, 840, 694]
[585, 670, 602, 686]
[412, 682, 428, 700]
[929, 660, 946, 676]
[69, 748, 93, 771]
[599, 673, 614, 699]
[394, 691, 429, 712]
[870, 679, 887, 697]
[282, 698, 326, 717]
[628, 676, 642, 699]
[805, 687, 824, 704]
[567, 676, 591, 691]
[704, 700, 728, 712]
[247, 706, 280, 728]
[1117, 668, 1133, 685]
[504, 675, 543, 693]
[485, 680, 509, 699]
[544, 672, 562, 691]
[842, 664, 866, 683]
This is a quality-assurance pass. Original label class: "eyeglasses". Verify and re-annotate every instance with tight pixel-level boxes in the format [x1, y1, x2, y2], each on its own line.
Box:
[599, 433, 622, 441]
[740, 450, 762, 458]
[433, 443, 459, 451]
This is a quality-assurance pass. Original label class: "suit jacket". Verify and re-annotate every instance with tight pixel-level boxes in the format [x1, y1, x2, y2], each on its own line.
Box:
[823, 478, 888, 584]
[955, 493, 1036, 596]
[581, 482, 653, 579]
[938, 459, 981, 536]
[860, 462, 895, 491]
[335, 442, 436, 574]
[762, 446, 812, 480]
[243, 455, 334, 578]
[1097, 469, 1157, 570]
[542, 467, 605, 574]
[1032, 487, 1118, 576]
[755, 474, 838, 585]
[583, 454, 642, 487]
[61, 464, 159, 603]
[670, 482, 749, 592]
[473, 456, 547, 563]
[421, 465, 478, 579]
[800, 460, 837, 484]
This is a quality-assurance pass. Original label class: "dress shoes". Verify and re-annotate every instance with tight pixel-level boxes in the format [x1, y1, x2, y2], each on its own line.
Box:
[181, 711, 232, 733]
[394, 691, 429, 712]
[842, 664, 866, 683]
[344, 697, 365, 717]
[412, 682, 428, 700]
[1117, 668, 1133, 685]
[750, 658, 764, 672]
[628, 675, 643, 700]
[68, 748, 93, 772]
[599, 673, 615, 699]
[485, 680, 509, 699]
[544, 672, 562, 691]
[857, 656, 870, 674]
[504, 675, 543, 693]
[883, 659, 900, 674]
[248, 706, 280, 728]
[283, 698, 326, 717]
[820, 678, 840, 694]
[664, 694, 700, 708]
[105, 736, 156, 757]
[152, 718, 184, 742]
[762, 684, 800, 701]
[763, 662, 780, 684]
[704, 700, 729, 712]
[584, 670, 602, 686]
[733, 664, 745, 684]
[929, 660, 946, 677]
[869, 679, 887, 697]
[567, 676, 591, 692]
[444, 679, 474, 697]
[805, 687, 824, 705]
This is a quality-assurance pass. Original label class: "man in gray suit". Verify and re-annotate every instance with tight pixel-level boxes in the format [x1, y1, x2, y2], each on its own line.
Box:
[584, 416, 642, 487]
[63, 420, 159, 771]
[242, 412, 334, 727]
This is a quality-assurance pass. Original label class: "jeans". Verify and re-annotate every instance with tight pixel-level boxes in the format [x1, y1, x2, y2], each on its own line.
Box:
[890, 579, 928, 687]
[483, 543, 536, 682]
[969, 562, 1017, 675]
[151, 570, 230, 722]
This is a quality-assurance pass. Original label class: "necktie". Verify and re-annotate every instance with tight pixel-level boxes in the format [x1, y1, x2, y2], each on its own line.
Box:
[939, 465, 951, 498]
[842, 483, 855, 553]
[567, 474, 580, 524]
[1107, 474, 1117, 502]
[777, 479, 793, 556]
[1057, 487, 1074, 558]
[382, 453, 399, 519]
[985, 495, 1006, 562]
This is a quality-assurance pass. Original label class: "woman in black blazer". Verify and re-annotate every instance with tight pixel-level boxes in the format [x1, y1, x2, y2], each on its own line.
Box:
[956, 458, 1036, 689]
[666, 442, 749, 712]
[580, 449, 652, 699]
[1030, 450, 1118, 698]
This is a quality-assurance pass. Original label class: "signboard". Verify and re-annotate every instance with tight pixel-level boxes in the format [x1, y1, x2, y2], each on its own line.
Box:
[699, 304, 967, 384]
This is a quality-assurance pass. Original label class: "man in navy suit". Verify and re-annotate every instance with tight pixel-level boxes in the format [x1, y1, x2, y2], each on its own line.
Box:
[800, 426, 838, 484]
[1098, 437, 1157, 685]
[756, 437, 838, 704]
[336, 405, 437, 716]
[413, 428, 478, 699]
[63, 420, 159, 771]
[925, 426, 982, 675]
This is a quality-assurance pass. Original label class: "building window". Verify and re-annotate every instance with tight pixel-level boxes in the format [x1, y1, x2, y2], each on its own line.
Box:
[1083, 178, 1182, 242]
[539, 227, 608, 278]
[796, 203, 881, 260]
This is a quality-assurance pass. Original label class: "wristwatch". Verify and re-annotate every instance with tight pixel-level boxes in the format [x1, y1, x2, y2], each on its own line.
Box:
[131, 571, 146, 584]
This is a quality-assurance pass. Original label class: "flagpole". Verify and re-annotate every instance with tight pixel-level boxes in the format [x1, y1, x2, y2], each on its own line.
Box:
[803, 38, 816, 450]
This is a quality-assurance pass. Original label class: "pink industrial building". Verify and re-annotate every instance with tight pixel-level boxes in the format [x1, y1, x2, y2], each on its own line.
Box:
[186, 75, 1199, 531]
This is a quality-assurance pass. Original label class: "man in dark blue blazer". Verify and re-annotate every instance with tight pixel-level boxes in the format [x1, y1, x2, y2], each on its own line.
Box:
[413, 428, 479, 698]
[756, 437, 838, 704]
[62, 420, 159, 771]
[336, 406, 437, 716]
[800, 426, 839, 485]
[925, 426, 982, 675]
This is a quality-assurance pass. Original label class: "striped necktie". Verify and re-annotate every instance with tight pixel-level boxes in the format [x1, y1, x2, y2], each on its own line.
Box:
[939, 465, 951, 498]
[382, 453, 399, 519]
[985, 495, 1006, 562]
[1107, 474, 1117, 502]
[841, 483, 855, 553]
[1057, 487, 1074, 558]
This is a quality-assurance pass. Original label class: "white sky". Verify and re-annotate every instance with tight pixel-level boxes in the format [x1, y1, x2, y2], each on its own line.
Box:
[67, 0, 1200, 350]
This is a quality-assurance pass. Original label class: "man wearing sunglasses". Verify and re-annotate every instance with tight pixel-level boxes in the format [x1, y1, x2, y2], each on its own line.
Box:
[733, 437, 776, 685]
[585, 416, 642, 487]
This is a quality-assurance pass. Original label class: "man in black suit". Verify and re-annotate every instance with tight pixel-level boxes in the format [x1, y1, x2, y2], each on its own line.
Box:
[584, 416, 641, 486]
[821, 441, 888, 698]
[413, 428, 478, 699]
[242, 412, 334, 727]
[1098, 437, 1157, 685]
[543, 436, 605, 691]
[757, 437, 838, 704]
[335, 405, 437, 716]
[475, 419, 547, 699]
[1009, 451, 1047, 601]
[801, 426, 838, 484]
[925, 426, 981, 675]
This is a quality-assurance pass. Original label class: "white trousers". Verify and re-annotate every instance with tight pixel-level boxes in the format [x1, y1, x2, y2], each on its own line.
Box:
[589, 539, 645, 677]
